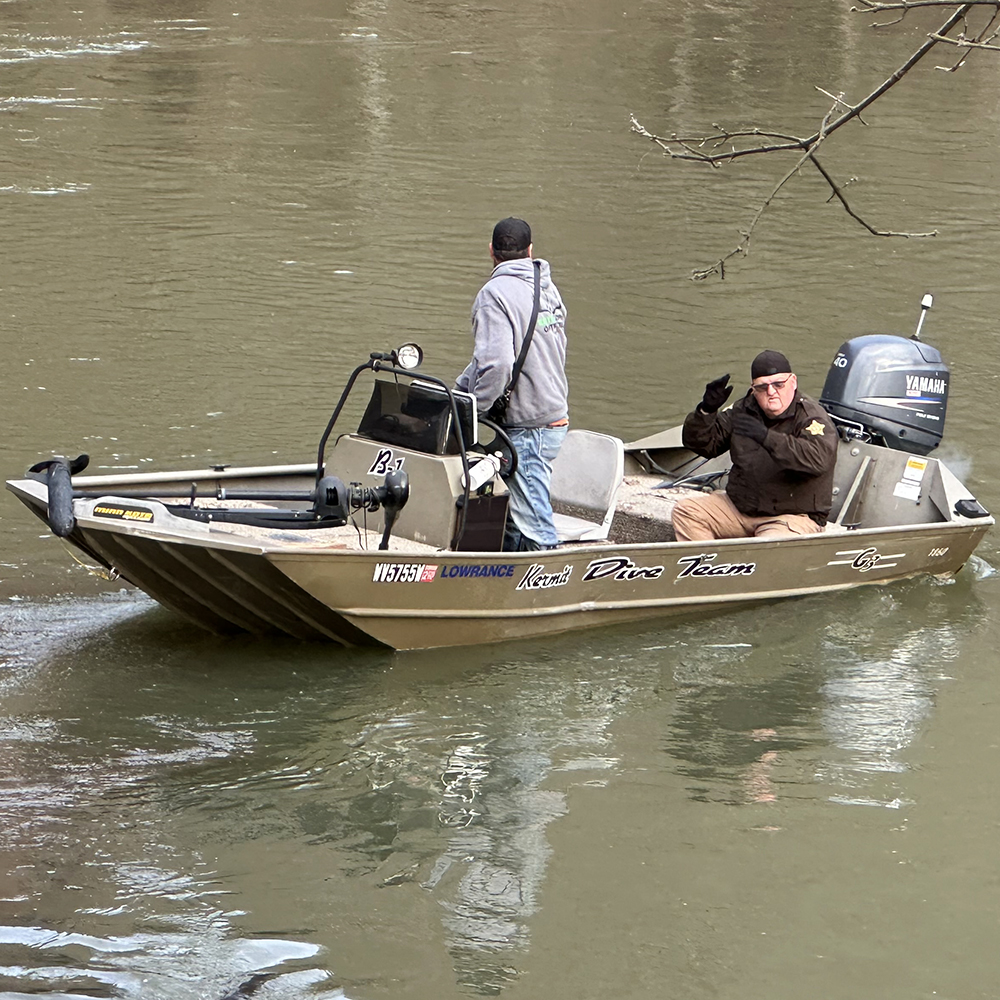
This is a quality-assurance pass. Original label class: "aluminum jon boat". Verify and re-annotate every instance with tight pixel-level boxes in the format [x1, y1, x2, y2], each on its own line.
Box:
[7, 305, 993, 650]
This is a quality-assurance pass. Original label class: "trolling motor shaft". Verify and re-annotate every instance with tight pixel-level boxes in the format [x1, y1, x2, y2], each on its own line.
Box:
[29, 457, 410, 546]
[164, 470, 410, 539]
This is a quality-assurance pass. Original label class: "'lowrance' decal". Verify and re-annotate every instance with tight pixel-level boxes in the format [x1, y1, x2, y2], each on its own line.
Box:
[675, 553, 756, 580]
[440, 564, 516, 579]
[372, 563, 438, 583]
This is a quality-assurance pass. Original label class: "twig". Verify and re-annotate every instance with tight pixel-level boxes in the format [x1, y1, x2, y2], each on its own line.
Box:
[808, 155, 937, 237]
[815, 86, 869, 125]
[692, 105, 838, 280]
[929, 29, 1000, 45]
[853, 0, 998, 9]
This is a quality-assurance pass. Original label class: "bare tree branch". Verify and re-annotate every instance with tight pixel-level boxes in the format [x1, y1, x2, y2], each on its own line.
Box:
[630, 2, 987, 279]
[853, 0, 997, 9]
[815, 86, 869, 124]
[930, 28, 1000, 46]
[808, 155, 937, 237]
[692, 104, 840, 280]
[631, 4, 973, 166]
[930, 5, 1000, 66]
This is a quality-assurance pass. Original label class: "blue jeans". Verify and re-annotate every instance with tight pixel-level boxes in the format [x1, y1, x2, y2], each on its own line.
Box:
[502, 425, 568, 551]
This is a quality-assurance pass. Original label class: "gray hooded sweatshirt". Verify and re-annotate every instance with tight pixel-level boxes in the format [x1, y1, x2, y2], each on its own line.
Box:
[456, 257, 568, 428]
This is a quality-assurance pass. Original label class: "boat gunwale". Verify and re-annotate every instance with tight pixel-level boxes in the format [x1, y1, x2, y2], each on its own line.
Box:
[7, 475, 993, 559]
[265, 515, 993, 558]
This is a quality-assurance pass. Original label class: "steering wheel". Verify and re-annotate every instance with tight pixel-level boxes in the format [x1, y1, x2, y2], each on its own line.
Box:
[476, 417, 518, 479]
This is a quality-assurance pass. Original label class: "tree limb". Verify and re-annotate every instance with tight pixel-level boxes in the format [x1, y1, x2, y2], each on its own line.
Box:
[631, 2, 983, 279]
[853, 0, 997, 9]
[630, 3, 973, 166]
[693, 104, 839, 279]
[808, 155, 937, 237]
[930, 28, 1000, 46]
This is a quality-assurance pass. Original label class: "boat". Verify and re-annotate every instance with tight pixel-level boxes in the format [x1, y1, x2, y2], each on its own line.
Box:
[6, 299, 993, 650]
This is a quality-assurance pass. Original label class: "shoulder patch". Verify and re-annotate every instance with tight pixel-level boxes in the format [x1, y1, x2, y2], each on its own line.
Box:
[805, 419, 826, 436]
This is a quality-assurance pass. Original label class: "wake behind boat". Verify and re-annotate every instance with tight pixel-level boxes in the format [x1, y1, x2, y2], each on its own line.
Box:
[7, 301, 993, 649]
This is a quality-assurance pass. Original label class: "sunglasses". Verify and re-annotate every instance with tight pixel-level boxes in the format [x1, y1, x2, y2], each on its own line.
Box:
[751, 376, 792, 394]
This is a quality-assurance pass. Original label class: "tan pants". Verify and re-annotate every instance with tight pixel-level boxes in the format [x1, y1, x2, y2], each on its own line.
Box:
[671, 491, 824, 542]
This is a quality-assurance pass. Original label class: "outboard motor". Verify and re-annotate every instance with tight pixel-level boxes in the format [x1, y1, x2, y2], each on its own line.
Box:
[820, 326, 949, 456]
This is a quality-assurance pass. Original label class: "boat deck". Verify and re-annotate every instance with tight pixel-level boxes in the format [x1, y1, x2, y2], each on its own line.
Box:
[189, 473, 693, 553]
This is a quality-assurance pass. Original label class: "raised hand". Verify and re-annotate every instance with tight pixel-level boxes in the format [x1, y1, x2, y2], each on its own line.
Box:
[699, 374, 733, 414]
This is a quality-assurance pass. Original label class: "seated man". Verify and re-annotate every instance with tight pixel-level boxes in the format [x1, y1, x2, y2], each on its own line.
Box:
[671, 350, 838, 542]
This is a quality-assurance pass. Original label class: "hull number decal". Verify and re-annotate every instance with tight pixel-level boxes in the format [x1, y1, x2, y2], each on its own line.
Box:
[516, 564, 573, 591]
[582, 556, 665, 583]
[94, 503, 154, 523]
[675, 553, 756, 580]
[827, 546, 905, 573]
[373, 563, 438, 583]
[368, 449, 406, 476]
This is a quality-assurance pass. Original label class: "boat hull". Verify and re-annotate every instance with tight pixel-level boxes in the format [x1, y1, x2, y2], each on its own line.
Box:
[267, 522, 988, 648]
[8, 477, 988, 649]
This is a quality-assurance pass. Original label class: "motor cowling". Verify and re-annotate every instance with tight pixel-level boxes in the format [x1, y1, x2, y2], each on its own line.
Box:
[819, 335, 949, 455]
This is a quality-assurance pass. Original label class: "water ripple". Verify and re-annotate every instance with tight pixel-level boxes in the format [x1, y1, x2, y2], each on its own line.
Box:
[0, 35, 150, 63]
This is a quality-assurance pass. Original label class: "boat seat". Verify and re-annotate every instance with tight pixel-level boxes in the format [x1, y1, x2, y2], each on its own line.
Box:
[550, 429, 626, 542]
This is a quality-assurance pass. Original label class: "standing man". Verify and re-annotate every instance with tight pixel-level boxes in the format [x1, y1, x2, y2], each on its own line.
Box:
[456, 218, 569, 551]
[671, 350, 838, 541]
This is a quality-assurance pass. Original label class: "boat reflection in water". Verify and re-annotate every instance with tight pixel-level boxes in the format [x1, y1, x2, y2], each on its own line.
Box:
[0, 563, 990, 997]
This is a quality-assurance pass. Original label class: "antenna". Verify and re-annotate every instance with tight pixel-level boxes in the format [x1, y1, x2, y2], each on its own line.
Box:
[912, 292, 933, 341]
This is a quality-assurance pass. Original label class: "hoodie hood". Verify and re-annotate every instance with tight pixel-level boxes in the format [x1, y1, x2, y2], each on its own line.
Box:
[491, 256, 554, 292]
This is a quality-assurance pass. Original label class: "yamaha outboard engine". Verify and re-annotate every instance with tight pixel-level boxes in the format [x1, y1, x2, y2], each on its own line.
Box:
[820, 299, 949, 454]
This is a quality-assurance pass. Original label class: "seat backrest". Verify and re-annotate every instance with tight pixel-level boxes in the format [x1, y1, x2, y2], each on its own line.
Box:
[550, 429, 625, 521]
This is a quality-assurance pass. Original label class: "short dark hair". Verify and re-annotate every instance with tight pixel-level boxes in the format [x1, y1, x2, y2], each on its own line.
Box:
[491, 217, 531, 261]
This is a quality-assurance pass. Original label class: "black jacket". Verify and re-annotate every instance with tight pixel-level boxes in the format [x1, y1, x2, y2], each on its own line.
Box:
[682, 391, 838, 523]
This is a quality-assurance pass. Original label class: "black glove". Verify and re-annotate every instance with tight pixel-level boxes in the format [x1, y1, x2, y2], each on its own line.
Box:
[732, 409, 768, 444]
[698, 374, 733, 414]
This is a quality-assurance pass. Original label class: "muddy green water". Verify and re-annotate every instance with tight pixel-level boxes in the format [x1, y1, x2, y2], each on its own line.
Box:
[2, 2, 999, 997]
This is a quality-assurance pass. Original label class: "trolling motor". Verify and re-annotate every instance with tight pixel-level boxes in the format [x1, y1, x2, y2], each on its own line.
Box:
[25, 454, 90, 537]
[32, 463, 410, 549]
[314, 469, 410, 550]
[115, 470, 410, 548]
